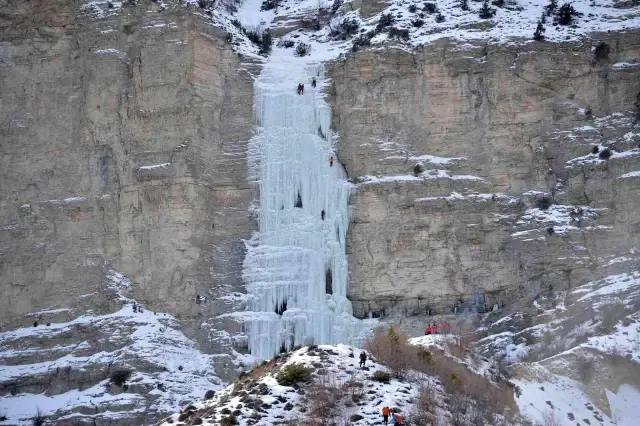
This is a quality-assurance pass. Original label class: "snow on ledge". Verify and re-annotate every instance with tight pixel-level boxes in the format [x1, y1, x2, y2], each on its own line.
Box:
[618, 171, 640, 179]
[138, 163, 171, 170]
[379, 154, 466, 165]
[358, 170, 485, 184]
[612, 62, 640, 70]
[415, 192, 519, 204]
[566, 148, 640, 168]
[94, 49, 127, 59]
[39, 196, 88, 205]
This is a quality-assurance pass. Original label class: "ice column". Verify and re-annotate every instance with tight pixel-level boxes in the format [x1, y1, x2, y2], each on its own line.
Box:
[243, 61, 363, 360]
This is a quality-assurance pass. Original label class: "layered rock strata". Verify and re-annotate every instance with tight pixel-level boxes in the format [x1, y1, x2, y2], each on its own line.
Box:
[327, 31, 640, 317]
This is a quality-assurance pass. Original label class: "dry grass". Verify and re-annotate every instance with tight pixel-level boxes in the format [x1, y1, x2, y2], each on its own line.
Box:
[365, 326, 517, 421]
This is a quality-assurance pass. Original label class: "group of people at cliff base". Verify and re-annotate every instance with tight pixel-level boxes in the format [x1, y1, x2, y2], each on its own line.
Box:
[424, 320, 450, 335]
[296, 77, 317, 95]
[381, 405, 404, 424]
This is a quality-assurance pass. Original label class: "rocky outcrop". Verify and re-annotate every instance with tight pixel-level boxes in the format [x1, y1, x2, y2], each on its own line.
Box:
[0, 1, 255, 422]
[327, 31, 640, 317]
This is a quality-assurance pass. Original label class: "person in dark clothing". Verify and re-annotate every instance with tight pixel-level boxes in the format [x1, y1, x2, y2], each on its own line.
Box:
[359, 351, 367, 368]
[312, 76, 317, 88]
[300, 83, 304, 94]
[329, 156, 334, 167]
[321, 210, 325, 220]
[297, 83, 303, 95]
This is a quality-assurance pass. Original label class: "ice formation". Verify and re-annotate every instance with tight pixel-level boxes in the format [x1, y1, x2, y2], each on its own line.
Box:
[242, 60, 365, 360]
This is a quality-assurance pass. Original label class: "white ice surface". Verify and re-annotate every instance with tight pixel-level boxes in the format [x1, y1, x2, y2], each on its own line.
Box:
[240, 49, 373, 361]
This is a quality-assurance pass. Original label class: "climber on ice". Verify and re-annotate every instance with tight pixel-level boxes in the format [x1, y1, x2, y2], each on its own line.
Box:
[312, 76, 317, 88]
[297, 83, 302, 95]
[321, 210, 325, 220]
[329, 156, 334, 167]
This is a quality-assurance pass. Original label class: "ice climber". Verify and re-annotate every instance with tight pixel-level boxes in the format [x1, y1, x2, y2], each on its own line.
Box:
[381, 406, 390, 425]
[329, 156, 334, 167]
[312, 76, 317, 88]
[300, 83, 304, 94]
[297, 83, 302, 95]
[321, 210, 325, 220]
[359, 351, 367, 368]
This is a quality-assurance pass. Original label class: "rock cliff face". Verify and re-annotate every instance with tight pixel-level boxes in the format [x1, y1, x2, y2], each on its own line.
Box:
[0, 0, 254, 345]
[0, 0, 254, 423]
[327, 31, 640, 317]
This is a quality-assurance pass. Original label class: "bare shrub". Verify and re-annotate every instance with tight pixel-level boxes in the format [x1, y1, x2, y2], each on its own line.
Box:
[597, 302, 624, 333]
[576, 357, 594, 383]
[365, 325, 515, 416]
[342, 376, 366, 405]
[32, 408, 45, 426]
[410, 382, 437, 424]
[364, 327, 414, 379]
[542, 409, 563, 426]
[304, 376, 341, 425]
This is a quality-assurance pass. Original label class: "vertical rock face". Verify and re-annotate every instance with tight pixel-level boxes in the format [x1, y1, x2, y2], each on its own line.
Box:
[0, 0, 255, 361]
[327, 32, 640, 317]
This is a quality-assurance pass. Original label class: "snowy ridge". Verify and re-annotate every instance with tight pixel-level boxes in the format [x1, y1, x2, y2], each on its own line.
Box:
[227, 0, 640, 64]
[159, 344, 431, 426]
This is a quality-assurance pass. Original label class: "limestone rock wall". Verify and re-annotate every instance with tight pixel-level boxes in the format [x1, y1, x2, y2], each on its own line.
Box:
[327, 32, 640, 317]
[0, 0, 255, 359]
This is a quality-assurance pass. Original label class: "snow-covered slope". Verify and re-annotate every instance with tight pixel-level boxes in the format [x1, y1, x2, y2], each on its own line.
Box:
[160, 344, 439, 425]
[221, 0, 640, 63]
[477, 269, 640, 426]
[0, 271, 222, 425]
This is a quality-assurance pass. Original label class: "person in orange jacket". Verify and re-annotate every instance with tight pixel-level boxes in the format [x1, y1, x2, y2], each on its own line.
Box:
[390, 411, 404, 424]
[381, 406, 390, 425]
[329, 156, 334, 167]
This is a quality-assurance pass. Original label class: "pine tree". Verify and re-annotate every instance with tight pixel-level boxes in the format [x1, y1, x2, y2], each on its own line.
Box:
[540, 11, 546, 24]
[478, 0, 496, 18]
[557, 3, 578, 25]
[544, 0, 557, 16]
[460, 0, 469, 11]
[533, 20, 545, 41]
[260, 30, 273, 55]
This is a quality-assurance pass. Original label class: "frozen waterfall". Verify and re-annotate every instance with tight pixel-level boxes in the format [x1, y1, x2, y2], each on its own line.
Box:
[242, 60, 365, 360]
